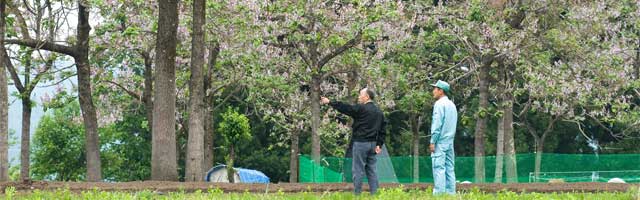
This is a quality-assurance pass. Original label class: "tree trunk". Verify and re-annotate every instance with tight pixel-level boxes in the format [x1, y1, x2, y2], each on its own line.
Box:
[18, 48, 32, 182]
[204, 113, 214, 171]
[411, 114, 420, 183]
[75, 1, 102, 182]
[142, 51, 153, 133]
[20, 98, 31, 181]
[533, 135, 544, 182]
[503, 85, 517, 183]
[289, 129, 299, 183]
[227, 144, 235, 183]
[310, 76, 322, 163]
[532, 116, 557, 182]
[474, 57, 491, 183]
[185, 0, 206, 182]
[151, 0, 179, 181]
[494, 116, 504, 183]
[0, 0, 9, 181]
[203, 43, 219, 171]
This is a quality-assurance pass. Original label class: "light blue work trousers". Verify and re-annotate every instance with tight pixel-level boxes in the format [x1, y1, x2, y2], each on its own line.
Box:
[431, 143, 455, 195]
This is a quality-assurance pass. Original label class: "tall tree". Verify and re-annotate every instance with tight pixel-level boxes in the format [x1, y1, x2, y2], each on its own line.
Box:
[501, 61, 517, 183]
[249, 65, 310, 183]
[0, 0, 9, 182]
[474, 56, 491, 183]
[185, 0, 206, 182]
[6, 0, 102, 181]
[263, 0, 395, 163]
[151, 0, 179, 181]
[4, 0, 59, 181]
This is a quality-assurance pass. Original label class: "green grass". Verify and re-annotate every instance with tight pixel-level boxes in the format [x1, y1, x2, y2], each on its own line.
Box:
[2, 186, 638, 200]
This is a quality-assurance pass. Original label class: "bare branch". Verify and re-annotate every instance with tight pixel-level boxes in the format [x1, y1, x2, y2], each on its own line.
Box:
[5, 38, 76, 56]
[3, 50, 25, 92]
[101, 80, 142, 101]
[38, 73, 76, 88]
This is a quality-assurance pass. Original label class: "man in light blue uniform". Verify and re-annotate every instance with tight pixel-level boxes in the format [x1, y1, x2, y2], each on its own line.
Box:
[429, 80, 458, 195]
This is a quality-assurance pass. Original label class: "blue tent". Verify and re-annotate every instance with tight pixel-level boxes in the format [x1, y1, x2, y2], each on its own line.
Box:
[205, 164, 270, 183]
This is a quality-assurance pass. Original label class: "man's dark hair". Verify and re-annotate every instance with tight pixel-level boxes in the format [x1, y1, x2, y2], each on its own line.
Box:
[364, 88, 376, 100]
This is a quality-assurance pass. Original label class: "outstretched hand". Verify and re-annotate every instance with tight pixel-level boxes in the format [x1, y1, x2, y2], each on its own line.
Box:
[320, 97, 330, 105]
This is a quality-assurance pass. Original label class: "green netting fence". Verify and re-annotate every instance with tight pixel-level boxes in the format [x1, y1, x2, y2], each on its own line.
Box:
[299, 153, 640, 183]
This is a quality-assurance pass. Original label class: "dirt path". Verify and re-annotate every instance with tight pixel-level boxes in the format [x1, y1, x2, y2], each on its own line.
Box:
[0, 181, 636, 193]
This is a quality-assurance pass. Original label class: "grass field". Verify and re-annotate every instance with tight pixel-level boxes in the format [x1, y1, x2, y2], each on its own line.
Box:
[2, 186, 639, 200]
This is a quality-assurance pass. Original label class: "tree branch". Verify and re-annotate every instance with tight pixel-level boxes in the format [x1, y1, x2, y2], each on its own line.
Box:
[264, 40, 312, 67]
[3, 50, 25, 92]
[516, 97, 532, 118]
[540, 115, 561, 140]
[5, 38, 76, 56]
[212, 85, 243, 112]
[587, 114, 625, 140]
[318, 31, 363, 67]
[523, 114, 540, 140]
[102, 80, 142, 101]
[38, 73, 76, 88]
[6, 3, 31, 39]
[26, 56, 55, 92]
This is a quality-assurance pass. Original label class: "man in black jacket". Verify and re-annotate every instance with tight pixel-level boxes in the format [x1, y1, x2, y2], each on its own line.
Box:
[321, 88, 386, 195]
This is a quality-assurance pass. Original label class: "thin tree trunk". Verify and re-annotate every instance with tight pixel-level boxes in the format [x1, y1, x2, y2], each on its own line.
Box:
[203, 43, 219, 171]
[204, 113, 214, 171]
[185, 0, 206, 182]
[411, 114, 420, 183]
[310, 76, 322, 163]
[503, 86, 518, 183]
[142, 51, 153, 133]
[0, 0, 9, 181]
[20, 98, 31, 181]
[474, 56, 491, 183]
[494, 116, 504, 183]
[75, 1, 101, 182]
[18, 48, 33, 182]
[18, 0, 56, 181]
[289, 129, 299, 183]
[531, 116, 558, 182]
[151, 0, 179, 181]
[533, 135, 544, 181]
[18, 48, 32, 182]
[227, 144, 235, 183]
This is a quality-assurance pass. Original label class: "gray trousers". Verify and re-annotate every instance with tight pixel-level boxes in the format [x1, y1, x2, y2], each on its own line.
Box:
[352, 141, 378, 194]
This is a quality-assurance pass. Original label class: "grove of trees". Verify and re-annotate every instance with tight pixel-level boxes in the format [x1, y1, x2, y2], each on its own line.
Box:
[0, 0, 638, 183]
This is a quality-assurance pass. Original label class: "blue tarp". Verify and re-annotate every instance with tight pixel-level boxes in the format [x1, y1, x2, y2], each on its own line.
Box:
[205, 164, 270, 183]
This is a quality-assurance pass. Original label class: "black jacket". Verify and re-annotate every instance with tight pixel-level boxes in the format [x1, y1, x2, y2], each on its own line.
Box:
[329, 101, 386, 146]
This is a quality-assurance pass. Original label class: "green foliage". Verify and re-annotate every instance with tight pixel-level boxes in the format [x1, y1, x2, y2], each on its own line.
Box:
[32, 100, 150, 181]
[101, 109, 152, 181]
[32, 101, 86, 181]
[218, 107, 252, 146]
